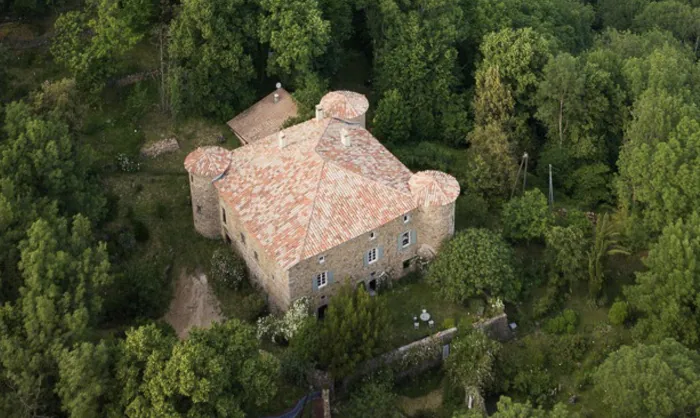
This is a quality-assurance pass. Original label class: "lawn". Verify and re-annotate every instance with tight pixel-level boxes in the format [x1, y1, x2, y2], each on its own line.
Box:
[380, 274, 500, 348]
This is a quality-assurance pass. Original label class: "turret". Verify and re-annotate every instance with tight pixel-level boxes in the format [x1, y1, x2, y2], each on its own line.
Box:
[184, 146, 231, 238]
[409, 171, 460, 251]
[318, 91, 369, 128]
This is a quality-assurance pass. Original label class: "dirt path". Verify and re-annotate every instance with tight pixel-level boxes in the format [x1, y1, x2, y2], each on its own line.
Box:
[164, 269, 223, 339]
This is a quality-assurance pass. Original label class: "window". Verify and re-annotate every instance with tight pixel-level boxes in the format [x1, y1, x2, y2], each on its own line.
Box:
[403, 214, 411, 223]
[367, 248, 378, 264]
[369, 231, 376, 240]
[196, 205, 202, 214]
[240, 233, 246, 244]
[254, 251, 259, 261]
[315, 271, 328, 289]
[319, 255, 325, 264]
[401, 231, 411, 248]
[190, 174, 193, 182]
[403, 259, 411, 270]
[222, 208, 227, 223]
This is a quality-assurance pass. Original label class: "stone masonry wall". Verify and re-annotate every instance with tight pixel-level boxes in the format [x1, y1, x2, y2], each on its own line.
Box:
[289, 209, 421, 311]
[219, 199, 291, 311]
[416, 201, 456, 253]
[189, 174, 221, 238]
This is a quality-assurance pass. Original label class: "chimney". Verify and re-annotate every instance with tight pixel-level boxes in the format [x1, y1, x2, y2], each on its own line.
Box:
[278, 132, 287, 148]
[315, 105, 324, 121]
[273, 92, 280, 103]
[341, 128, 350, 147]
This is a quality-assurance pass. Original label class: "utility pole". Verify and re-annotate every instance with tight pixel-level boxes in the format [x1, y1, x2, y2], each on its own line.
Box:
[548, 164, 554, 207]
[511, 152, 529, 198]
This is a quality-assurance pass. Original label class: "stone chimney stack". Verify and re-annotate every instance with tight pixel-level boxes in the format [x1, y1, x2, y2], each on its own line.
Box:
[341, 128, 350, 147]
[315, 105, 324, 121]
[278, 132, 287, 148]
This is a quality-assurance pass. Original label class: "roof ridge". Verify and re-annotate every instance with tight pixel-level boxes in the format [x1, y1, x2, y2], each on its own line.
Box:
[295, 119, 336, 266]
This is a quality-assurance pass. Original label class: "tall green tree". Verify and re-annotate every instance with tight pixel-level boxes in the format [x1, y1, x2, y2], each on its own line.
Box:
[319, 285, 389, 378]
[588, 213, 628, 297]
[52, 0, 152, 94]
[445, 330, 500, 408]
[370, 0, 468, 144]
[625, 212, 700, 346]
[487, 396, 576, 418]
[545, 225, 589, 292]
[428, 229, 519, 302]
[593, 339, 700, 417]
[259, 0, 331, 82]
[501, 189, 553, 242]
[0, 215, 112, 417]
[168, 0, 259, 118]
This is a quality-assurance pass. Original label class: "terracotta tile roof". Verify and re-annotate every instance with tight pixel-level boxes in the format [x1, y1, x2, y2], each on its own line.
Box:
[184, 146, 231, 177]
[319, 91, 369, 120]
[215, 118, 418, 270]
[227, 88, 298, 144]
[409, 171, 461, 207]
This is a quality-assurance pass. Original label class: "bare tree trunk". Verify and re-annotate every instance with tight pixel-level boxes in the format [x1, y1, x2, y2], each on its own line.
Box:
[558, 97, 564, 145]
[159, 26, 167, 113]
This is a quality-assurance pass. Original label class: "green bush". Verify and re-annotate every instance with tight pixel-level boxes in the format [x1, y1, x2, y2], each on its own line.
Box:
[608, 301, 629, 326]
[239, 291, 267, 322]
[209, 249, 246, 290]
[544, 309, 579, 334]
[131, 218, 150, 242]
[442, 318, 456, 330]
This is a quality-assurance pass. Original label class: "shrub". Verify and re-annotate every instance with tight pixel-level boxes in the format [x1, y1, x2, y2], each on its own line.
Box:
[544, 309, 579, 334]
[209, 249, 246, 290]
[131, 219, 150, 242]
[154, 202, 168, 220]
[256, 298, 311, 344]
[502, 189, 553, 242]
[442, 318, 456, 330]
[116, 153, 141, 172]
[608, 301, 629, 326]
[239, 292, 267, 322]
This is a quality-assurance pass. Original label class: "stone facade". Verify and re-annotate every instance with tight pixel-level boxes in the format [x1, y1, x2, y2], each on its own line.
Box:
[188, 174, 221, 239]
[218, 199, 292, 311]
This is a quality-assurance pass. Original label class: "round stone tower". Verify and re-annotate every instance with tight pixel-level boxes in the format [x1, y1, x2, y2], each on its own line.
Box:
[318, 90, 369, 128]
[409, 171, 461, 251]
[184, 146, 231, 238]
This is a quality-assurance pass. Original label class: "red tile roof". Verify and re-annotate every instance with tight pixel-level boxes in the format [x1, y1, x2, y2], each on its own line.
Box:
[227, 88, 298, 144]
[215, 118, 420, 270]
[184, 146, 231, 177]
[319, 91, 369, 120]
[409, 171, 461, 207]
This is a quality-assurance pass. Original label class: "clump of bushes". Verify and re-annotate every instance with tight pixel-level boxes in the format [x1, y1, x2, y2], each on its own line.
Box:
[608, 301, 629, 325]
[544, 309, 579, 334]
[116, 153, 141, 172]
[209, 249, 246, 290]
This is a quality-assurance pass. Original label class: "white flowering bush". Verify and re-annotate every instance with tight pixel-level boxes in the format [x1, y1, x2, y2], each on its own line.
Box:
[256, 298, 310, 343]
[116, 153, 141, 172]
[210, 249, 246, 289]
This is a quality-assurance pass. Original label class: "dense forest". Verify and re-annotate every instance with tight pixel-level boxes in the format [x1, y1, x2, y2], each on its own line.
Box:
[1, 0, 700, 416]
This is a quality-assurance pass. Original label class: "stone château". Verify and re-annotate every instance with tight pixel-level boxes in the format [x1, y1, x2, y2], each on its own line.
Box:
[185, 88, 459, 315]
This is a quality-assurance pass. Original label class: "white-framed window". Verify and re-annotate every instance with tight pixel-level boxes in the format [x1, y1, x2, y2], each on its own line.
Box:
[319, 255, 325, 264]
[367, 248, 378, 264]
[369, 231, 377, 240]
[316, 271, 328, 289]
[401, 231, 411, 248]
[403, 214, 411, 223]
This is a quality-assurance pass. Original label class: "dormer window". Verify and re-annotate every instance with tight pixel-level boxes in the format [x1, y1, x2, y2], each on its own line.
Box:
[369, 231, 376, 240]
[403, 214, 411, 223]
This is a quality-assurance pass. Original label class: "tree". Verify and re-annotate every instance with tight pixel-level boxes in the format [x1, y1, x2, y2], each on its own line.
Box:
[259, 0, 331, 81]
[428, 229, 519, 302]
[29, 78, 88, 133]
[56, 341, 118, 418]
[445, 330, 500, 408]
[588, 213, 628, 297]
[373, 89, 411, 144]
[593, 339, 700, 417]
[625, 212, 700, 346]
[634, 1, 700, 51]
[489, 396, 576, 418]
[168, 0, 258, 118]
[342, 372, 401, 418]
[370, 0, 468, 143]
[597, 0, 651, 31]
[478, 28, 550, 151]
[117, 320, 279, 417]
[0, 215, 112, 417]
[545, 225, 588, 292]
[502, 189, 553, 242]
[319, 285, 389, 378]
[52, 0, 152, 94]
[465, 123, 517, 200]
